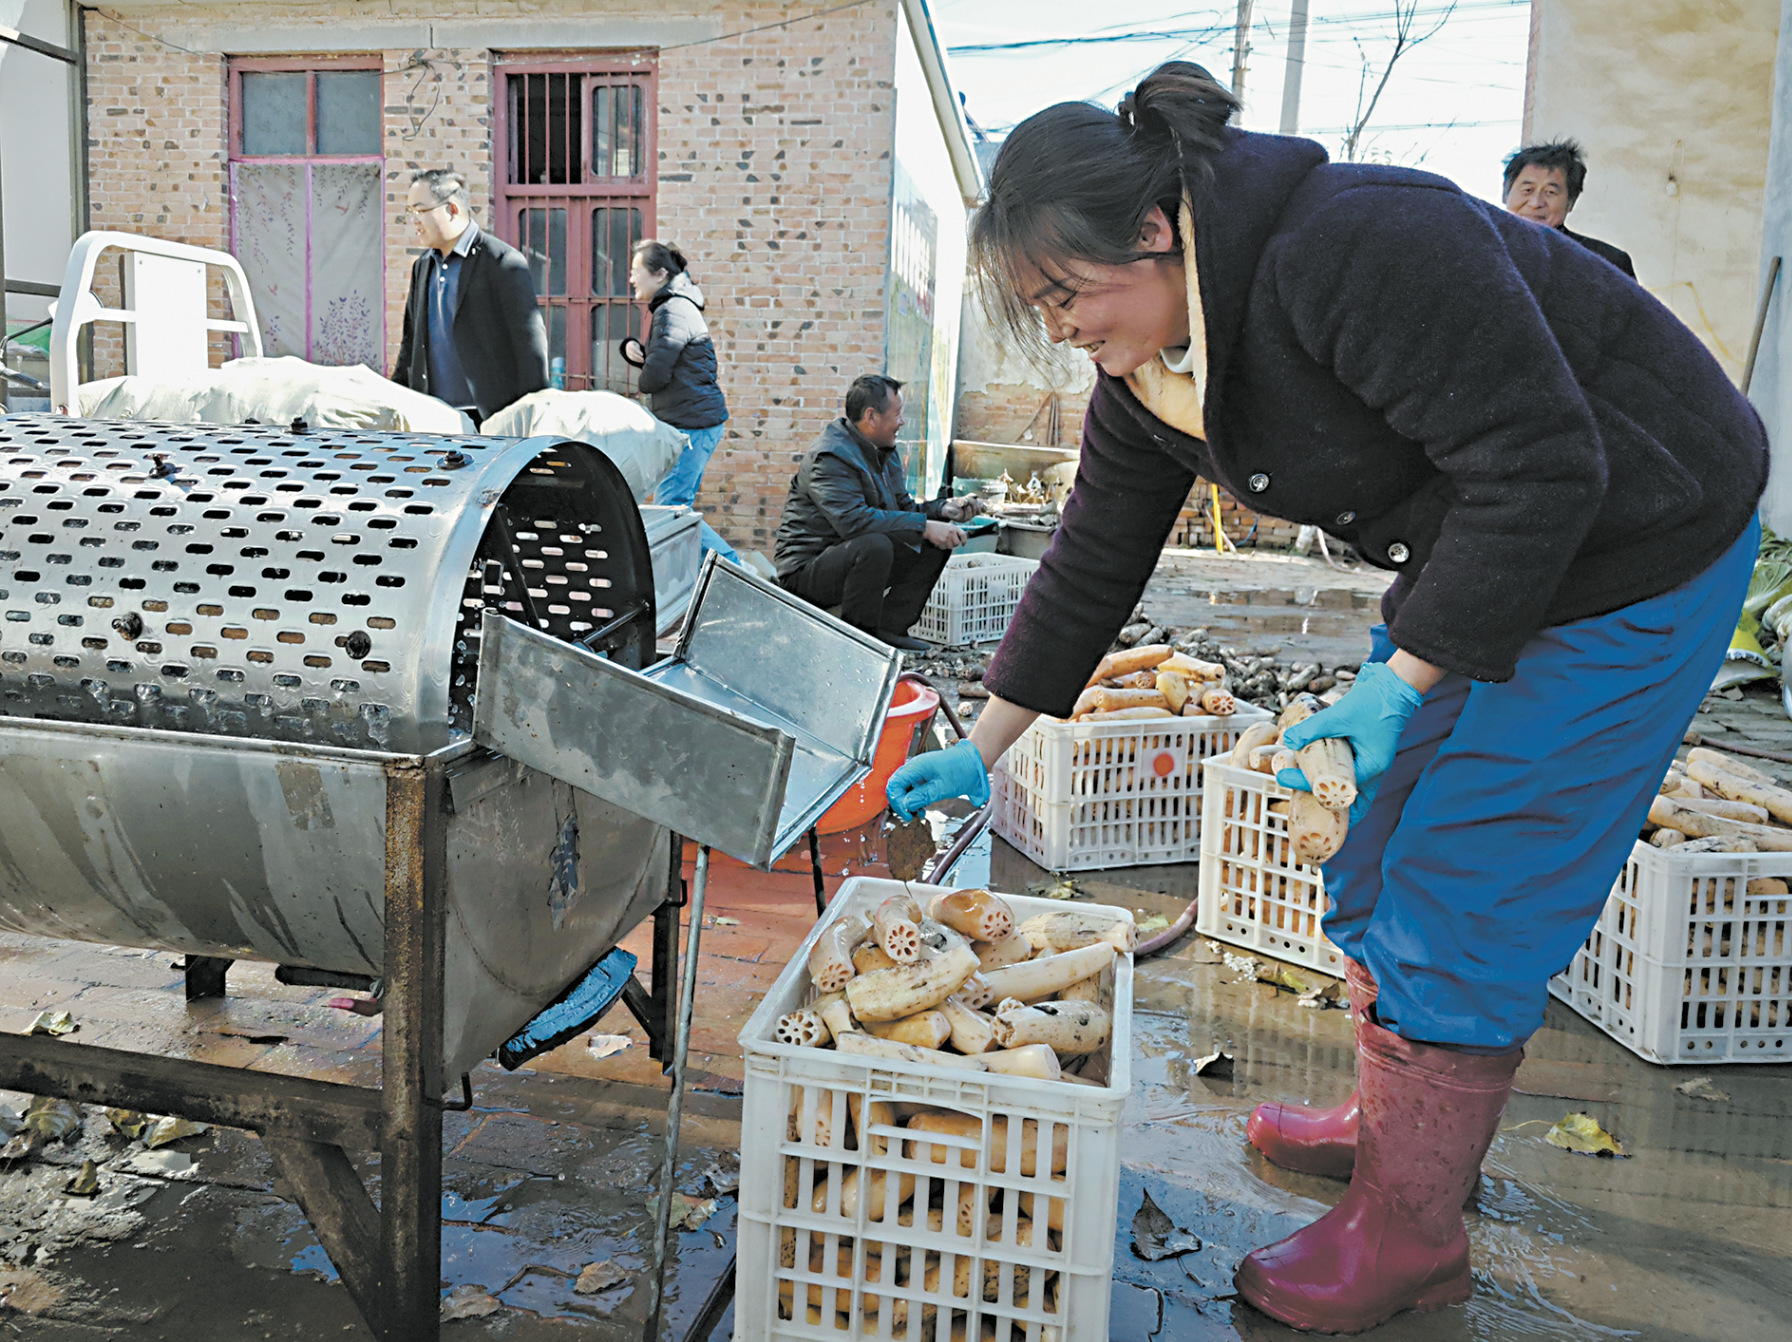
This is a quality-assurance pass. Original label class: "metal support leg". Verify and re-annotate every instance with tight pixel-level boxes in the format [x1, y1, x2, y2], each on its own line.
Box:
[380, 760, 447, 1342]
[808, 825, 826, 916]
[623, 836, 685, 1069]
[644, 843, 709, 1342]
[183, 955, 233, 1001]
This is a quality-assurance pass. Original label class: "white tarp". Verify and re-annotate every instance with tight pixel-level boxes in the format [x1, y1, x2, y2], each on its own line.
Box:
[76, 363, 687, 502]
[78, 355, 473, 433]
[480, 388, 686, 502]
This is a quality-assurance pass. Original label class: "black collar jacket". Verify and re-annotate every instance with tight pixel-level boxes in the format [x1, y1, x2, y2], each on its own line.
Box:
[392, 228, 549, 422]
[985, 128, 1766, 717]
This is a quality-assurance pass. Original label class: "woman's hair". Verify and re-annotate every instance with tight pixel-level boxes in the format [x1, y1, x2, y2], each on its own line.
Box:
[632, 239, 689, 279]
[970, 61, 1239, 353]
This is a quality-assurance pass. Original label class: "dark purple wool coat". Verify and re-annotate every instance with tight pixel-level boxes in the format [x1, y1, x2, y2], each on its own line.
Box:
[984, 129, 1767, 719]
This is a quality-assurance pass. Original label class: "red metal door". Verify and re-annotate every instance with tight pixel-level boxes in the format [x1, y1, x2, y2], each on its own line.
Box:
[495, 58, 656, 395]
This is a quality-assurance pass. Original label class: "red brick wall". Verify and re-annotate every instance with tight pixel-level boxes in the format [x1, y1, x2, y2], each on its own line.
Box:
[1172, 483, 1304, 550]
[653, 2, 898, 552]
[84, 12, 233, 376]
[953, 382, 1086, 449]
[79, 1, 904, 557]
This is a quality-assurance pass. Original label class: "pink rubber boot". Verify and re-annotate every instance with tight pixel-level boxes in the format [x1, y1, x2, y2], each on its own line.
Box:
[1233, 1015, 1522, 1334]
[1245, 958, 1377, 1178]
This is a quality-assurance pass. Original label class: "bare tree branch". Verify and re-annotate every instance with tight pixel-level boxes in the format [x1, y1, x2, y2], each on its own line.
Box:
[1343, 0, 1459, 162]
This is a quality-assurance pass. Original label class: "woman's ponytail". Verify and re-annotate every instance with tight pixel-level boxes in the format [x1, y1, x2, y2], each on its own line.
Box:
[632, 239, 689, 280]
[1118, 62, 1239, 196]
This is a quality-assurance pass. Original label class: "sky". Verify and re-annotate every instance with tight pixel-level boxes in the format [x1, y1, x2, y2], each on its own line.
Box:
[931, 0, 1533, 207]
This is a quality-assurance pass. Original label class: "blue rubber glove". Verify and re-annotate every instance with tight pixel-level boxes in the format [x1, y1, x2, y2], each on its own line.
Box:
[887, 738, 991, 822]
[1276, 662, 1424, 826]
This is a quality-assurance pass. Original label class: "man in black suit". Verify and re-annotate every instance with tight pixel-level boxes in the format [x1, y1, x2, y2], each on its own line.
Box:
[1502, 140, 1636, 279]
[392, 169, 548, 423]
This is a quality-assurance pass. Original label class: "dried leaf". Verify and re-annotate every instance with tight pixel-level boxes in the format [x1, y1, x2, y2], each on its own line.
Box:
[118, 1149, 196, 1179]
[1191, 1045, 1234, 1079]
[700, 1156, 741, 1197]
[27, 1010, 77, 1037]
[107, 1108, 150, 1139]
[650, 1191, 719, 1232]
[1, 1132, 39, 1163]
[439, 1283, 502, 1320]
[1255, 961, 1326, 995]
[64, 1159, 101, 1197]
[1298, 980, 1344, 1010]
[1674, 1076, 1730, 1103]
[1544, 1112, 1626, 1158]
[1135, 914, 1171, 936]
[886, 816, 935, 882]
[143, 1116, 208, 1149]
[1026, 876, 1085, 901]
[573, 1260, 629, 1295]
[0, 1267, 63, 1315]
[22, 1097, 81, 1140]
[587, 1034, 633, 1060]
[713, 916, 740, 927]
[1130, 1188, 1201, 1261]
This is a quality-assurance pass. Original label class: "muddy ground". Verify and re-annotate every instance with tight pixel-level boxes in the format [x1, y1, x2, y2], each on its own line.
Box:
[3, 548, 1788, 1340]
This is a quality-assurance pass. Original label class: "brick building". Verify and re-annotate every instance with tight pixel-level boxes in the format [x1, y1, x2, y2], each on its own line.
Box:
[76, 0, 981, 553]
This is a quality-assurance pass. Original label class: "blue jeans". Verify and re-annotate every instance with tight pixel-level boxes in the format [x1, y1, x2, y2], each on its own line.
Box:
[658, 422, 738, 563]
[1321, 518, 1759, 1049]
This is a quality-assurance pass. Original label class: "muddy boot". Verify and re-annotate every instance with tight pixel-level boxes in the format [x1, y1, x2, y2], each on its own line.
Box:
[1233, 1015, 1522, 1334]
[1245, 958, 1376, 1178]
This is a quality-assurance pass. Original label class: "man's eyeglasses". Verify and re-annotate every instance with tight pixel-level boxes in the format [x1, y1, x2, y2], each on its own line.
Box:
[407, 203, 449, 218]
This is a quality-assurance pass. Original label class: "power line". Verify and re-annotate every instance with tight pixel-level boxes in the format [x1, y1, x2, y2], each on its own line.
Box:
[950, 25, 1229, 54]
[946, 0, 1526, 58]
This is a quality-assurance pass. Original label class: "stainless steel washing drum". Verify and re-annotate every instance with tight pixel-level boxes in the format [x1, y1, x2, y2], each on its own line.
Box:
[0, 415, 656, 752]
[0, 415, 669, 1076]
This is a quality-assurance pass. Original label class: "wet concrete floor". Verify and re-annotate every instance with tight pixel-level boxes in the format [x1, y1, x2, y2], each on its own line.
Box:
[1141, 549, 1392, 670]
[3, 549, 1789, 1339]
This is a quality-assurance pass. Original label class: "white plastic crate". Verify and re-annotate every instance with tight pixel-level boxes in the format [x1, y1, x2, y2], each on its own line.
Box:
[1196, 758, 1346, 974]
[1549, 840, 1792, 1064]
[913, 554, 1039, 647]
[993, 708, 1271, 872]
[736, 877, 1134, 1342]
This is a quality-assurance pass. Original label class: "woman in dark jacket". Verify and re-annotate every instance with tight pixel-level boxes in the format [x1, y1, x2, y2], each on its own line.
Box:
[887, 63, 1765, 1334]
[621, 240, 737, 561]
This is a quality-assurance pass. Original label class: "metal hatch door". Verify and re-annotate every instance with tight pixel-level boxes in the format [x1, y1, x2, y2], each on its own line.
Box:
[472, 558, 899, 867]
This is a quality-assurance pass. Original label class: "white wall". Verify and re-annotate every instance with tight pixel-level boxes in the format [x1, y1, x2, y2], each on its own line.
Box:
[890, 0, 968, 497]
[0, 0, 78, 323]
[1749, 0, 1792, 533]
[1528, 0, 1780, 381]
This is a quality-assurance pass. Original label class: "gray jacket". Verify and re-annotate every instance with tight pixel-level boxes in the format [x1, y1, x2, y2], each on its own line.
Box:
[774, 419, 949, 579]
[626, 272, 728, 430]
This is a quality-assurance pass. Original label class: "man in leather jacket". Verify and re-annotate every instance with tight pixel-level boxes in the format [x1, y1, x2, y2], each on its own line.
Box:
[774, 375, 974, 651]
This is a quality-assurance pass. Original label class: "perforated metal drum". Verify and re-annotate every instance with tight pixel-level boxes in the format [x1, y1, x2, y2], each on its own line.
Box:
[0, 414, 655, 752]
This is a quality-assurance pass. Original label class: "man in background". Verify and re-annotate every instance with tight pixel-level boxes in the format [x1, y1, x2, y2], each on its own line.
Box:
[1502, 140, 1637, 279]
[393, 169, 548, 423]
[776, 375, 976, 652]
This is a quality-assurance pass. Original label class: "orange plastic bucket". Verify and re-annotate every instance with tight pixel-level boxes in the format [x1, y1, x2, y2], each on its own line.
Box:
[813, 679, 941, 834]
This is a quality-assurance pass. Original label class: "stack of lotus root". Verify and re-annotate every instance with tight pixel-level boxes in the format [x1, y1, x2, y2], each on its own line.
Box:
[1227, 692, 1358, 865]
[1060, 645, 1237, 722]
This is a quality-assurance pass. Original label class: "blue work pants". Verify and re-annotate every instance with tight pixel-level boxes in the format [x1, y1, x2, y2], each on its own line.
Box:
[1321, 518, 1759, 1050]
[657, 422, 739, 562]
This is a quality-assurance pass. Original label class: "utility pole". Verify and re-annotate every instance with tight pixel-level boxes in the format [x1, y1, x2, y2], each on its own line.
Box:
[1232, 0, 1256, 106]
[1279, 0, 1311, 134]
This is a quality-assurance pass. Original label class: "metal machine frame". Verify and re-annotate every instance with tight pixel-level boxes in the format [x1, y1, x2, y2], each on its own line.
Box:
[0, 749, 454, 1338]
[0, 747, 704, 1342]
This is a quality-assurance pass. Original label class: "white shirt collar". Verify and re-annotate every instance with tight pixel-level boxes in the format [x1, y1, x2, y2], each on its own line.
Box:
[1159, 343, 1200, 376]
